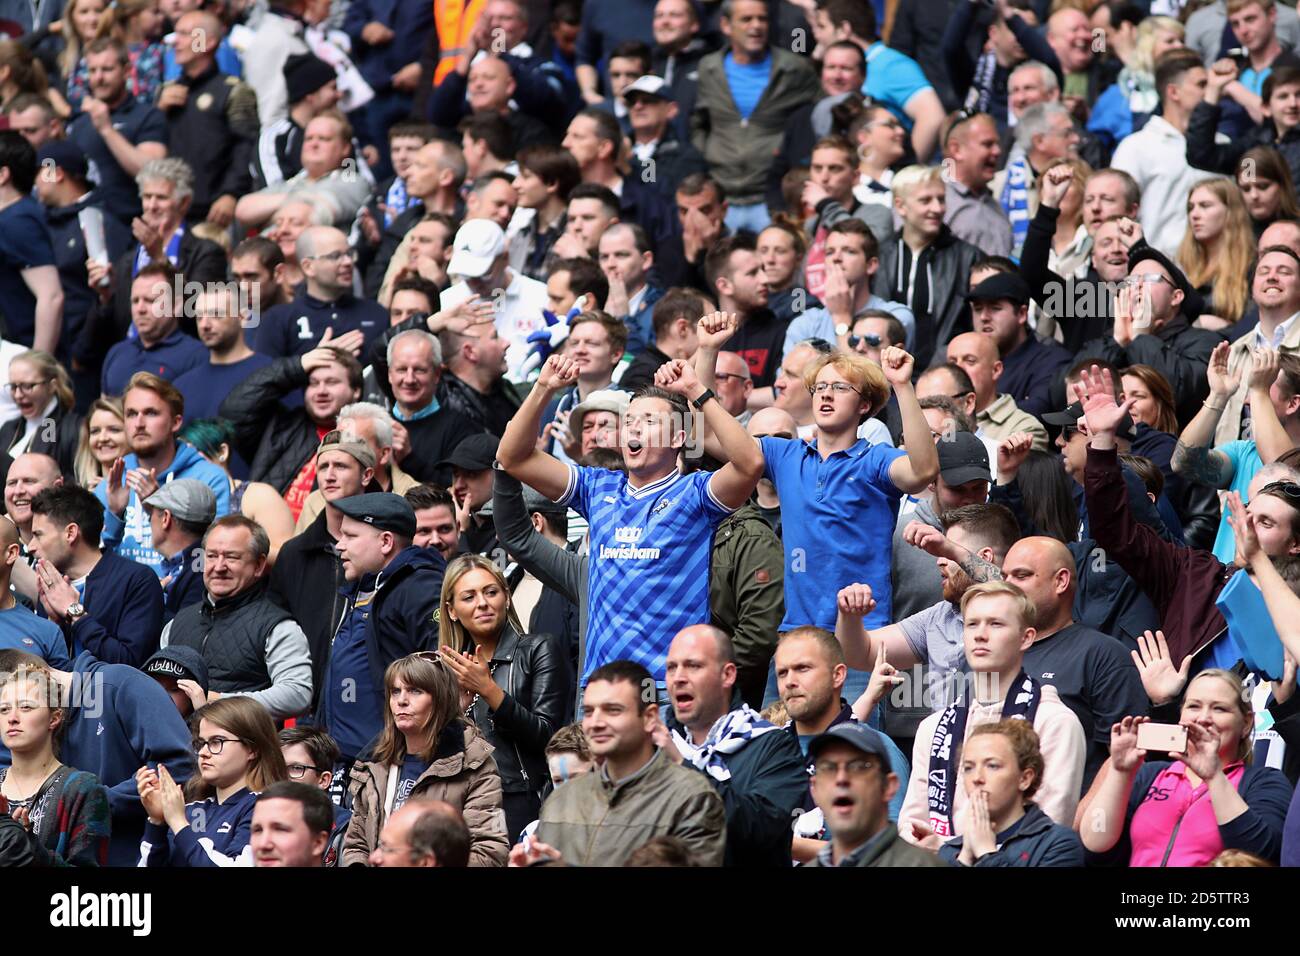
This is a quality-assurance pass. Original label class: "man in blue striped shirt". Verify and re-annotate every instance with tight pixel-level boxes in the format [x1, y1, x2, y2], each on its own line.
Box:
[498, 312, 764, 683]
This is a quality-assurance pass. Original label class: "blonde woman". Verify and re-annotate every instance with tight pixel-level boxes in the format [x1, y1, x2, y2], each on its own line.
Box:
[0, 351, 80, 481]
[438, 554, 568, 840]
[341, 653, 508, 867]
[73, 397, 128, 490]
[50, 0, 107, 113]
[1179, 177, 1253, 329]
[1079, 668, 1291, 866]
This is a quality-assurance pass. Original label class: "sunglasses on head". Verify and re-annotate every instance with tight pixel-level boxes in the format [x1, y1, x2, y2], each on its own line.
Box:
[1262, 480, 1300, 501]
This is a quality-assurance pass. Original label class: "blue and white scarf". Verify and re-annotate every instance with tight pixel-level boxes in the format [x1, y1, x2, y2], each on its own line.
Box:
[926, 671, 1041, 837]
[670, 705, 781, 782]
[1000, 155, 1032, 260]
[385, 177, 414, 226]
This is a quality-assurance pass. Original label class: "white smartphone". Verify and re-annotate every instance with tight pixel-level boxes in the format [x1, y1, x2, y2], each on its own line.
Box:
[1137, 722, 1188, 754]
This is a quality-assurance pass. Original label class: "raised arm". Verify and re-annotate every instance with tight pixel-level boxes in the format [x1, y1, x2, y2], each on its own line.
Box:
[1170, 341, 1238, 487]
[834, 583, 920, 671]
[1243, 348, 1294, 465]
[883, 347, 939, 493]
[1232, 491, 1300, 667]
[655, 347, 764, 510]
[496, 354, 579, 502]
[1077, 717, 1148, 853]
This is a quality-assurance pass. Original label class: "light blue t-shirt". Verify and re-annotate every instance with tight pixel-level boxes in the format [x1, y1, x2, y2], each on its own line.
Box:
[724, 51, 772, 120]
[863, 42, 932, 131]
[1211, 440, 1263, 563]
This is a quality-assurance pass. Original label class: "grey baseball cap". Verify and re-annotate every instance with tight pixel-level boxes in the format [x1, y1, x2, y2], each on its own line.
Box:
[143, 479, 217, 525]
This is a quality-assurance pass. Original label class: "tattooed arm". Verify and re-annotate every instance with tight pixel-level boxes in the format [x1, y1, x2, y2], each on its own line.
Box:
[1171, 341, 1239, 489]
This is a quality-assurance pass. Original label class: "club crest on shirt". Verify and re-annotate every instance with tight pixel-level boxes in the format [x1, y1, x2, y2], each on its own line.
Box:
[651, 497, 675, 516]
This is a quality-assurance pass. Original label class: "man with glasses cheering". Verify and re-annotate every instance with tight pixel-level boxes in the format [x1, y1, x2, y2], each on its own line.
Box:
[719, 346, 937, 696]
[255, 226, 387, 360]
[1076, 245, 1221, 425]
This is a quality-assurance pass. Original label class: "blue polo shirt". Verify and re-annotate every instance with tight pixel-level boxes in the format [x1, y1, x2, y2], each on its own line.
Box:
[68, 95, 168, 224]
[0, 196, 57, 346]
[255, 291, 388, 359]
[0, 603, 70, 670]
[101, 328, 208, 396]
[760, 436, 906, 631]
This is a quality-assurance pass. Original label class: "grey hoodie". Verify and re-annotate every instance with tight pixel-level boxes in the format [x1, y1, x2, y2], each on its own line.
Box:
[890, 497, 944, 622]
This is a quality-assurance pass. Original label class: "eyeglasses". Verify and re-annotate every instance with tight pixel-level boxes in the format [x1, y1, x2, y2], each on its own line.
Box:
[813, 758, 879, 777]
[286, 763, 326, 780]
[867, 117, 903, 131]
[6, 379, 51, 394]
[1123, 272, 1172, 288]
[808, 382, 862, 396]
[193, 735, 245, 755]
[848, 333, 882, 349]
[307, 249, 358, 263]
[714, 372, 750, 384]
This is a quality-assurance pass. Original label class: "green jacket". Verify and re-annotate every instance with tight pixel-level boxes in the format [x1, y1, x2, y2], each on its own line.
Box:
[691, 47, 820, 204]
[710, 503, 784, 696]
[537, 748, 727, 866]
[806, 829, 951, 868]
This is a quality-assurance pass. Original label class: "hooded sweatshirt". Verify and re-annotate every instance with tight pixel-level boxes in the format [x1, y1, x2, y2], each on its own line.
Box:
[94, 440, 232, 573]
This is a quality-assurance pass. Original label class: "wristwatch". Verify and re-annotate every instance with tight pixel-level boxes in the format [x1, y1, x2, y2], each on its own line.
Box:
[834, 322, 850, 337]
[692, 389, 716, 410]
[66, 602, 86, 623]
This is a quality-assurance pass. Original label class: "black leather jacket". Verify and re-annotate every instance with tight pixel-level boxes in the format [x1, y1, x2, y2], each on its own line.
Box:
[465, 625, 569, 797]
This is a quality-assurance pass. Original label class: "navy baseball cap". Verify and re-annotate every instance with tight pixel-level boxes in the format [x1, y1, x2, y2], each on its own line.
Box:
[807, 722, 893, 772]
[37, 140, 88, 181]
[332, 492, 417, 538]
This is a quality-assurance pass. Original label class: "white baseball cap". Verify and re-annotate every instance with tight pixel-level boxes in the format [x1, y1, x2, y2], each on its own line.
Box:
[624, 75, 671, 101]
[448, 219, 506, 278]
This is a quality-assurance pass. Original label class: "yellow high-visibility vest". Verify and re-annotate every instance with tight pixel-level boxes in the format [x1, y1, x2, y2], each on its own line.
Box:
[433, 0, 489, 86]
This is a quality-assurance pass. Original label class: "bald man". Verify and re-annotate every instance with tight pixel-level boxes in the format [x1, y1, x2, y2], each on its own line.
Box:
[0, 514, 70, 667]
[255, 225, 388, 358]
[1002, 536, 1149, 786]
[946, 331, 1048, 451]
[661, 624, 808, 867]
[370, 799, 472, 867]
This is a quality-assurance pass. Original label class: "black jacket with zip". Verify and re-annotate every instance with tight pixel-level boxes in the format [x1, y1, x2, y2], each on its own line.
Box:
[268, 511, 347, 708]
[872, 225, 982, 370]
[463, 624, 569, 796]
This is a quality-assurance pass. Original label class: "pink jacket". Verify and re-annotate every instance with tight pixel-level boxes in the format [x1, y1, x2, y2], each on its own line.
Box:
[899, 685, 1087, 843]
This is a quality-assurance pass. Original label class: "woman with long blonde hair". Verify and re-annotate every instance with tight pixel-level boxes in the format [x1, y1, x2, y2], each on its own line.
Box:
[137, 696, 286, 866]
[1179, 177, 1253, 329]
[52, 0, 108, 113]
[438, 554, 568, 840]
[341, 653, 509, 866]
[74, 396, 128, 490]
